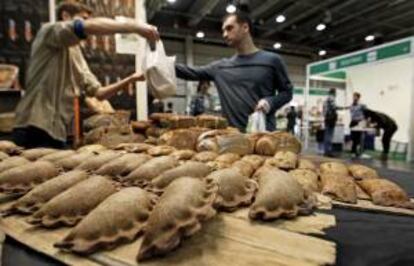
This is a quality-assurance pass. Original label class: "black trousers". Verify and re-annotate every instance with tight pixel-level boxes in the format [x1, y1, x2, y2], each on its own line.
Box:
[350, 120, 362, 154]
[351, 131, 362, 154]
[287, 123, 295, 134]
[12, 126, 65, 149]
[382, 125, 397, 155]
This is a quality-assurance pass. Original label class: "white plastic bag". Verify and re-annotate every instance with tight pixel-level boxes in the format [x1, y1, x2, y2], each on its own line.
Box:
[142, 41, 177, 99]
[246, 111, 267, 133]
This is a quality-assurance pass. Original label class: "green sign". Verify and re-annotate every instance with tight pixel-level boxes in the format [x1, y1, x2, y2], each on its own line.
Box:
[294, 88, 329, 96]
[338, 54, 367, 68]
[294, 88, 304, 94]
[310, 39, 412, 75]
[323, 71, 346, 80]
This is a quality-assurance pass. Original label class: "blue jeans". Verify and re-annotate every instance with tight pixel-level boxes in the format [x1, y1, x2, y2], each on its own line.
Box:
[324, 126, 335, 154]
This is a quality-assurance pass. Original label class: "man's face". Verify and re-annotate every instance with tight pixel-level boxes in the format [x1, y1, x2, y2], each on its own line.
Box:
[222, 15, 248, 47]
[353, 94, 359, 103]
[200, 82, 209, 93]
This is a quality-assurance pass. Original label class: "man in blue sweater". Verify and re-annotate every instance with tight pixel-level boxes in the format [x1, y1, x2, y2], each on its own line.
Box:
[175, 12, 293, 132]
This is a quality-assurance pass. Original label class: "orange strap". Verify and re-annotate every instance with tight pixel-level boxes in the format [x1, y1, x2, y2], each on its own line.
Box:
[73, 96, 81, 148]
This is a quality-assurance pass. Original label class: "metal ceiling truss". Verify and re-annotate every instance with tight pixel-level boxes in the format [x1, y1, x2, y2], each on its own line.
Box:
[148, 0, 414, 56]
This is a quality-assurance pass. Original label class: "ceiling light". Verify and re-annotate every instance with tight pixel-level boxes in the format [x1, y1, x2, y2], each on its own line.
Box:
[319, 50, 327, 56]
[273, 42, 282, 49]
[316, 23, 326, 31]
[196, 31, 205, 39]
[167, 0, 176, 3]
[275, 15, 286, 23]
[365, 35, 375, 42]
[226, 4, 237, 14]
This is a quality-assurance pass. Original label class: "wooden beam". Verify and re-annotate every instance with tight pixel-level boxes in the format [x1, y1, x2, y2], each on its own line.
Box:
[0, 206, 336, 266]
[227, 209, 335, 235]
[333, 199, 414, 217]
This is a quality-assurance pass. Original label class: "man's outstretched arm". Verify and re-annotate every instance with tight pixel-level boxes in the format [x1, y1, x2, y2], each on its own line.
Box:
[83, 17, 159, 42]
[175, 63, 216, 81]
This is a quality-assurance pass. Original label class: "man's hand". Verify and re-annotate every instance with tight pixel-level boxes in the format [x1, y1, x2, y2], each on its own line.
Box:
[128, 72, 145, 83]
[136, 23, 159, 43]
[85, 97, 115, 114]
[255, 99, 271, 113]
[95, 72, 145, 100]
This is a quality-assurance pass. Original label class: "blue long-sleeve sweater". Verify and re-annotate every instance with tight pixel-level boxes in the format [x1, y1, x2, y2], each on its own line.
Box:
[175, 50, 293, 132]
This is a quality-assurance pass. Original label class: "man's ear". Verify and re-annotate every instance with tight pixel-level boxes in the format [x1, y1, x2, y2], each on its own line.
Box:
[61, 11, 71, 21]
[242, 22, 250, 34]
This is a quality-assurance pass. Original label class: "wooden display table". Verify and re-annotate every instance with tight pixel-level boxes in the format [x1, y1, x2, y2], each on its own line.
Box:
[0, 195, 336, 266]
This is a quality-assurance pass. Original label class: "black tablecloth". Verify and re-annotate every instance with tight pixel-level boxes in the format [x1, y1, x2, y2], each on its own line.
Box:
[3, 237, 62, 266]
[324, 208, 414, 266]
[2, 167, 414, 266]
[323, 166, 414, 266]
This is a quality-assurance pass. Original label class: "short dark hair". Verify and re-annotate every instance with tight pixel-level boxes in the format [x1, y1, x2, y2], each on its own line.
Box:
[353, 92, 361, 98]
[329, 88, 336, 95]
[223, 11, 254, 34]
[197, 80, 210, 92]
[56, 1, 92, 20]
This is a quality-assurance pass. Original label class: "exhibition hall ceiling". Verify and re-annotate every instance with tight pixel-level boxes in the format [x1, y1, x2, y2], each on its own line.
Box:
[148, 0, 414, 58]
